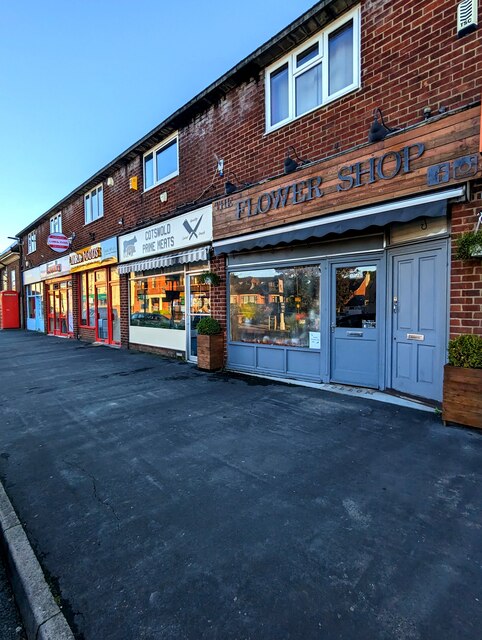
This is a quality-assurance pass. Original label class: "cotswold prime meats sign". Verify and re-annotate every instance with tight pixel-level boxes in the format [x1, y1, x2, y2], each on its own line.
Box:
[118, 205, 213, 263]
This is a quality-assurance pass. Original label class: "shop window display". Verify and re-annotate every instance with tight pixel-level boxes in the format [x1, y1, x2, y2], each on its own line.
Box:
[230, 266, 320, 347]
[130, 273, 185, 330]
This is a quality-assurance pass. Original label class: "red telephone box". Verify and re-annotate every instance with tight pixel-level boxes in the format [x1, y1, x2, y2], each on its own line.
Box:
[0, 290, 20, 329]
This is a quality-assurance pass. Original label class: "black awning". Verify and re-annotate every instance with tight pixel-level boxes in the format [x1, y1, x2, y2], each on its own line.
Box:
[214, 198, 447, 255]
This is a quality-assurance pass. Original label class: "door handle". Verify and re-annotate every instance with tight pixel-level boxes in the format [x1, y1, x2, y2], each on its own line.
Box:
[330, 322, 336, 333]
[393, 296, 398, 313]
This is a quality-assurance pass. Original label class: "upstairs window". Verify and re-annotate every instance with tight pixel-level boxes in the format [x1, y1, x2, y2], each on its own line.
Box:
[144, 134, 179, 190]
[50, 212, 62, 234]
[265, 7, 360, 132]
[84, 184, 104, 224]
[27, 231, 36, 254]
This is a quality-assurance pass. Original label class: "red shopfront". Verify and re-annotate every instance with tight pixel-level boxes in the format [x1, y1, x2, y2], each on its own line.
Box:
[47, 277, 73, 337]
[38, 256, 74, 337]
[70, 237, 120, 345]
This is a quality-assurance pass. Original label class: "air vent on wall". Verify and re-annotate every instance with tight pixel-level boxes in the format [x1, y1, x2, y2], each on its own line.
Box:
[457, 0, 478, 37]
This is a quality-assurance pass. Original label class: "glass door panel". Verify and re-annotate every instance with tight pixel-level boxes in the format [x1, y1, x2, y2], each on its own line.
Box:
[111, 283, 121, 344]
[58, 287, 68, 335]
[188, 275, 211, 360]
[48, 289, 55, 334]
[331, 263, 378, 387]
[67, 284, 73, 334]
[96, 284, 109, 342]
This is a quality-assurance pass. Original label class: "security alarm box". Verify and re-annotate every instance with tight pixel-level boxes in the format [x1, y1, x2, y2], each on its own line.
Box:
[457, 0, 478, 37]
[129, 176, 138, 191]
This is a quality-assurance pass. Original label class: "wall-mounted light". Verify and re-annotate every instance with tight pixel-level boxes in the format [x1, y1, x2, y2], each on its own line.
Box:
[106, 177, 114, 187]
[160, 191, 168, 203]
[89, 232, 96, 242]
[422, 106, 432, 120]
[118, 218, 124, 226]
[284, 146, 310, 174]
[368, 108, 396, 143]
[224, 171, 249, 196]
[225, 180, 237, 195]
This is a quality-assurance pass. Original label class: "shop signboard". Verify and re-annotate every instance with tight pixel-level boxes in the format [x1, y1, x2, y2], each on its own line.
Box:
[118, 205, 212, 263]
[23, 265, 42, 286]
[47, 233, 70, 253]
[69, 236, 118, 273]
[212, 106, 481, 242]
[39, 256, 71, 280]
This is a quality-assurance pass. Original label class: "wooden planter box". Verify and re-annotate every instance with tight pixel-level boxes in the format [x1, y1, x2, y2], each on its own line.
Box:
[197, 334, 224, 371]
[443, 365, 482, 430]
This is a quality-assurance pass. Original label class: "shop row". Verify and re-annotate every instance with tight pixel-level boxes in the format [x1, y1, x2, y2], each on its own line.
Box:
[4, 1, 480, 409]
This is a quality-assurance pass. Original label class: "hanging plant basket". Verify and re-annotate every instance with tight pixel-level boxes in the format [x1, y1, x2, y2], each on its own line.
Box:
[455, 230, 482, 260]
[199, 271, 221, 286]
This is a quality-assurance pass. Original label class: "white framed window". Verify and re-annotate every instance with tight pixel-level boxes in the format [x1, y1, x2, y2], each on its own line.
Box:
[84, 184, 104, 224]
[143, 133, 179, 191]
[27, 231, 37, 254]
[265, 6, 360, 132]
[50, 212, 62, 234]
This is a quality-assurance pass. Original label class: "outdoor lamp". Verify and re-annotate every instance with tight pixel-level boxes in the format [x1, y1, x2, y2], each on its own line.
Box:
[368, 108, 395, 143]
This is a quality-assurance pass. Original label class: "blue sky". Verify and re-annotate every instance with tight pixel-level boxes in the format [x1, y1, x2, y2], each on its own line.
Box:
[0, 0, 316, 252]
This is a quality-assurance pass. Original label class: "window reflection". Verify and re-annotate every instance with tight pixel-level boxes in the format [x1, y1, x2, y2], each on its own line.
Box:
[229, 266, 320, 348]
[335, 266, 376, 328]
[130, 273, 185, 330]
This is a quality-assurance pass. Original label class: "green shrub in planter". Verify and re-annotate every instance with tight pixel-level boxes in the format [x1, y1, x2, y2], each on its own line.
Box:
[455, 230, 482, 260]
[196, 317, 222, 335]
[448, 334, 482, 369]
[199, 271, 221, 286]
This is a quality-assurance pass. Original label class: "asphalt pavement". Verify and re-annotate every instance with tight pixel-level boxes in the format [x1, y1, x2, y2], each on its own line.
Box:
[0, 330, 481, 640]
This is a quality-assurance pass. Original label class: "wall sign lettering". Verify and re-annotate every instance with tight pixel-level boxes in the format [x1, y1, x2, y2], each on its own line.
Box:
[235, 177, 323, 220]
[337, 143, 425, 191]
[232, 144, 425, 221]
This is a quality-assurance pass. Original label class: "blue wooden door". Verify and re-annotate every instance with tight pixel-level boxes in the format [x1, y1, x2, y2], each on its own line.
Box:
[390, 244, 447, 401]
[330, 263, 379, 387]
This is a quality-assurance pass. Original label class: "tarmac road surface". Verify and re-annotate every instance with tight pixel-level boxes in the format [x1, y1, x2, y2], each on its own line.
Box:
[0, 330, 481, 640]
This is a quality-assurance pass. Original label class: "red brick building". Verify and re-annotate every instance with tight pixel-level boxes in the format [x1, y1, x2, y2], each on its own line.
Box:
[16, 0, 482, 403]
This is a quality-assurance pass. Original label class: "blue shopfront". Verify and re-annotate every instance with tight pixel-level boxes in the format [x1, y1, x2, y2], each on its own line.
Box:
[215, 185, 465, 403]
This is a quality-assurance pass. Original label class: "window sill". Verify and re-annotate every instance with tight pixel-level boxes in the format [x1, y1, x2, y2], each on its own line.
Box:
[143, 171, 179, 194]
[83, 216, 104, 227]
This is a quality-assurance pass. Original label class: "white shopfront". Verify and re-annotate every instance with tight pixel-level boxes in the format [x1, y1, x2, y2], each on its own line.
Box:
[118, 205, 213, 359]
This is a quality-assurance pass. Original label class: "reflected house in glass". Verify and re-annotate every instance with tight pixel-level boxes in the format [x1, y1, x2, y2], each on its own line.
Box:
[230, 266, 320, 348]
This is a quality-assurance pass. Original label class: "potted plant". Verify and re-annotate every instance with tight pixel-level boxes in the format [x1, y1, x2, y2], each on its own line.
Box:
[199, 271, 221, 286]
[442, 334, 482, 429]
[455, 230, 482, 260]
[196, 316, 224, 371]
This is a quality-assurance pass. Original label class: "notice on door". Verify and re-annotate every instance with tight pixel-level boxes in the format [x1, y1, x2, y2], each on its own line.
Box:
[309, 332, 321, 350]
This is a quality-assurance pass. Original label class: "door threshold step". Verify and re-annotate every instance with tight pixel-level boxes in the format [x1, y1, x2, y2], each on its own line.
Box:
[228, 369, 435, 413]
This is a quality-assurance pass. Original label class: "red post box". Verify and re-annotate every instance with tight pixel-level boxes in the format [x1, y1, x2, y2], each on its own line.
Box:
[0, 290, 20, 329]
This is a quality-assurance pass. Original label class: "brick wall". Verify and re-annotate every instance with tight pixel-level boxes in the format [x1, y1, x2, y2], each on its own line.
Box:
[450, 181, 482, 338]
